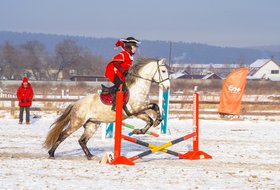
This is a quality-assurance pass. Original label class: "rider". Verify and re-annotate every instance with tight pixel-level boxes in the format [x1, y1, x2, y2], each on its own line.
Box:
[105, 37, 140, 111]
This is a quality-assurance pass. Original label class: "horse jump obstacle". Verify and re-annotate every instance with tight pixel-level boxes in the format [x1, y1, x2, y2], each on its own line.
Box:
[109, 86, 212, 165]
[102, 88, 170, 140]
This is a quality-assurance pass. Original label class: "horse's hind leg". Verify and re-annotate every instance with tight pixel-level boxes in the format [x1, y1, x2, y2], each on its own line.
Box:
[132, 113, 154, 135]
[48, 133, 65, 158]
[48, 121, 83, 158]
[79, 121, 99, 160]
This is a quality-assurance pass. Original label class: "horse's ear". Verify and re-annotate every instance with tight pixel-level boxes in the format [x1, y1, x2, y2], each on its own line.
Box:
[160, 58, 166, 64]
[160, 58, 171, 70]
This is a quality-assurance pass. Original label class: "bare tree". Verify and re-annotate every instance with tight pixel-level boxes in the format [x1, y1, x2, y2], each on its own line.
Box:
[21, 41, 47, 80]
[54, 39, 81, 80]
[44, 55, 57, 80]
[0, 42, 22, 79]
[77, 49, 105, 75]
[0, 39, 106, 81]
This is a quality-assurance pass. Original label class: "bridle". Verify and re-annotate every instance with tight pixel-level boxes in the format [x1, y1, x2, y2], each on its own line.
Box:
[128, 60, 170, 84]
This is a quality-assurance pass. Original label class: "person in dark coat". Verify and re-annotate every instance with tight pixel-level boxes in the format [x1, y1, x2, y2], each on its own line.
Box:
[17, 76, 34, 124]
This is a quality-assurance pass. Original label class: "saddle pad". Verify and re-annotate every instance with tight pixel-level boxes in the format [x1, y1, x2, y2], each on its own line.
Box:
[100, 91, 129, 105]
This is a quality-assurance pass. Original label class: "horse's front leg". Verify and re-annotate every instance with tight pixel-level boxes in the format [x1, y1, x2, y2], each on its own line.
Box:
[132, 112, 154, 135]
[147, 103, 162, 127]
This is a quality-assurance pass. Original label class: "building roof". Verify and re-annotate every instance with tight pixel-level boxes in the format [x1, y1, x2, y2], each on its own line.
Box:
[183, 75, 204, 79]
[248, 59, 280, 77]
[202, 73, 222, 79]
[172, 63, 241, 69]
[249, 59, 271, 68]
[169, 71, 190, 79]
[248, 67, 259, 76]
[170, 70, 222, 80]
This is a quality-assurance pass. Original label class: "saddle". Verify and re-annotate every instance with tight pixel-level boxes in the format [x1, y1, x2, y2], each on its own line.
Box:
[100, 84, 129, 105]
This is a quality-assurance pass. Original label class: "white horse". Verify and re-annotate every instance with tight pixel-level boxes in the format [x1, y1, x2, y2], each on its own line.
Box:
[44, 58, 170, 160]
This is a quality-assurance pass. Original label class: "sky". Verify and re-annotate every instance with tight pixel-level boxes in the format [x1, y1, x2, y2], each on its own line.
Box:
[0, 0, 280, 47]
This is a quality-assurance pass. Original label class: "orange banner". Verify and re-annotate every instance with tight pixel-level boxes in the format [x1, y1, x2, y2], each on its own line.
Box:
[219, 68, 249, 115]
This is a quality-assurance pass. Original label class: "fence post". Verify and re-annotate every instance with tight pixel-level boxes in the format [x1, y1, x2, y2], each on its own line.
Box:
[11, 100, 16, 117]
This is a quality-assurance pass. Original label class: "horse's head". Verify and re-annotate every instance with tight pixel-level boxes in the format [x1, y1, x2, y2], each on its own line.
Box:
[127, 57, 170, 90]
[151, 58, 170, 91]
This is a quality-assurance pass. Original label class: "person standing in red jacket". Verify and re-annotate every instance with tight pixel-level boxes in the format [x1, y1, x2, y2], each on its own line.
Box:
[17, 76, 34, 124]
[105, 37, 140, 111]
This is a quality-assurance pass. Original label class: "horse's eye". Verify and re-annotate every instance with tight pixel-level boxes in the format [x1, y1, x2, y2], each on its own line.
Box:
[162, 70, 166, 73]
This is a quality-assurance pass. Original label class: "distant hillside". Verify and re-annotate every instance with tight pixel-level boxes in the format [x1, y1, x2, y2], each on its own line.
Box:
[1, 31, 280, 64]
[247, 45, 280, 53]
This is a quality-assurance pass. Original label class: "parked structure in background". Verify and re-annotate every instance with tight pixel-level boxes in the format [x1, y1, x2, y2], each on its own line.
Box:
[171, 63, 242, 78]
[248, 59, 280, 81]
[170, 71, 222, 80]
[70, 75, 108, 82]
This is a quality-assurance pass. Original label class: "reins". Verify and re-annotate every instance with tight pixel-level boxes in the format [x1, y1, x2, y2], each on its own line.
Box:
[127, 60, 170, 84]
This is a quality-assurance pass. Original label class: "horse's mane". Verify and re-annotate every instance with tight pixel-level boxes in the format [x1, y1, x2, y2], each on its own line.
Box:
[126, 57, 159, 87]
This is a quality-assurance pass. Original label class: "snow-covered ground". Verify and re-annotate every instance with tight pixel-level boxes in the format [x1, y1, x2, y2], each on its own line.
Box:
[0, 116, 279, 190]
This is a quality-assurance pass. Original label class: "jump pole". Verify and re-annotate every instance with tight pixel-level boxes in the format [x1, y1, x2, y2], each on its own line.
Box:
[110, 84, 134, 165]
[125, 122, 159, 137]
[102, 122, 159, 141]
[159, 89, 170, 134]
[105, 123, 114, 138]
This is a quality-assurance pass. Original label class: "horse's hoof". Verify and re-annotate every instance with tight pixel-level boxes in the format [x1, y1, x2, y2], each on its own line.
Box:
[132, 129, 146, 135]
[154, 119, 162, 127]
[153, 121, 160, 127]
[132, 129, 142, 134]
[48, 156, 55, 159]
[87, 156, 98, 161]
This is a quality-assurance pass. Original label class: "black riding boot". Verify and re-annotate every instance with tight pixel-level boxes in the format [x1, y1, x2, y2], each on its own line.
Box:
[111, 75, 124, 111]
[111, 93, 116, 111]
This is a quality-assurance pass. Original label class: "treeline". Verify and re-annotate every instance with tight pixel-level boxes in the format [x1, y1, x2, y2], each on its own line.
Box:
[0, 39, 106, 80]
[3, 31, 280, 66]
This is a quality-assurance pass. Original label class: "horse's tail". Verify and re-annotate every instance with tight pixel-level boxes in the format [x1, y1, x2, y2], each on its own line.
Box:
[43, 104, 74, 149]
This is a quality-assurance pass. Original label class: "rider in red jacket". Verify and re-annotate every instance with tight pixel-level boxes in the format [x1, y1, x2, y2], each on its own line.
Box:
[105, 37, 140, 110]
[17, 76, 34, 124]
